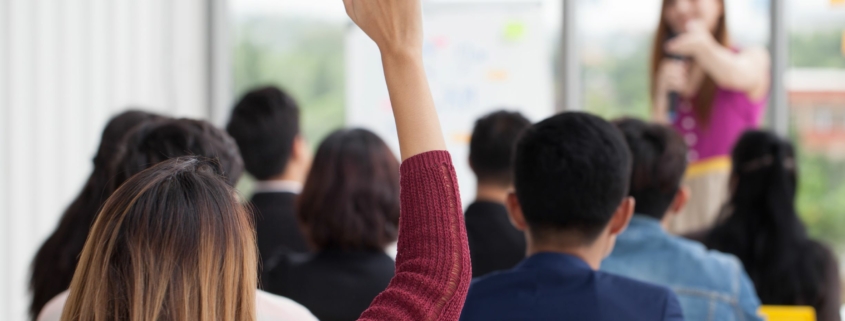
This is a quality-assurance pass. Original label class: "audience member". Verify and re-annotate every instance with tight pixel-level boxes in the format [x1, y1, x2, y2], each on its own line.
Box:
[343, 0, 474, 318]
[227, 87, 313, 264]
[702, 130, 841, 321]
[37, 119, 323, 320]
[263, 129, 399, 321]
[601, 118, 761, 321]
[42, 157, 316, 321]
[29, 110, 164, 320]
[460, 112, 684, 321]
[465, 110, 531, 278]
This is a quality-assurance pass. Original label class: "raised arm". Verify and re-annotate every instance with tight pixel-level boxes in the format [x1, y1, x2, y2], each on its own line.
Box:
[666, 21, 770, 99]
[343, 0, 446, 160]
[344, 0, 472, 320]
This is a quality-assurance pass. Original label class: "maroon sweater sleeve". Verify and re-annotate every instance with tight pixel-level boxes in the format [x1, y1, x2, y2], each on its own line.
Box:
[358, 150, 472, 321]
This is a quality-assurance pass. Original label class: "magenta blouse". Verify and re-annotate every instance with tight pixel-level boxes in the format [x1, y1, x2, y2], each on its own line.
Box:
[673, 87, 767, 163]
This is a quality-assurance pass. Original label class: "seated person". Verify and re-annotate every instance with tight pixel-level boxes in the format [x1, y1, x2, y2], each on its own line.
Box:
[601, 118, 762, 321]
[36, 119, 317, 321]
[29, 110, 163, 319]
[263, 129, 399, 321]
[227, 87, 312, 262]
[702, 130, 841, 321]
[460, 112, 684, 321]
[465, 110, 531, 277]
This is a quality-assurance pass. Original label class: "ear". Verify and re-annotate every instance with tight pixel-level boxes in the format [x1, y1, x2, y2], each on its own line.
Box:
[291, 134, 310, 161]
[607, 197, 635, 236]
[505, 192, 528, 232]
[668, 186, 690, 215]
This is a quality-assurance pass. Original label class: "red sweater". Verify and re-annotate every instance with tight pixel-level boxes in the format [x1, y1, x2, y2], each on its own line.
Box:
[359, 151, 472, 321]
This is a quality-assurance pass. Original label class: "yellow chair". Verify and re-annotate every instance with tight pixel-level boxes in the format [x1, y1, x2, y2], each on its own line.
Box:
[759, 305, 816, 321]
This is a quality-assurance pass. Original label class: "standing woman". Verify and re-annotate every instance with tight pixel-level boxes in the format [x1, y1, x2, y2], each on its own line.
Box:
[651, 0, 770, 234]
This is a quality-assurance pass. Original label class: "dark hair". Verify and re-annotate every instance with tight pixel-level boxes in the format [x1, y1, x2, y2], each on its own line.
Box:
[113, 118, 244, 189]
[29, 110, 164, 319]
[298, 129, 400, 251]
[227, 86, 300, 180]
[63, 157, 257, 321]
[514, 112, 632, 243]
[470, 110, 532, 186]
[613, 118, 688, 219]
[704, 130, 834, 309]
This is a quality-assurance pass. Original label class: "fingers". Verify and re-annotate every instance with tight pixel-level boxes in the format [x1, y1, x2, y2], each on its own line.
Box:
[659, 59, 688, 92]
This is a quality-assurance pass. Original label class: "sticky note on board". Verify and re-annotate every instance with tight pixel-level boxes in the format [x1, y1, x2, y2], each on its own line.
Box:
[503, 21, 526, 42]
[841, 30, 845, 56]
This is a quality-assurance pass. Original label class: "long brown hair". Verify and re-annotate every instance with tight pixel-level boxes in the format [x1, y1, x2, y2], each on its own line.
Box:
[61, 157, 257, 321]
[650, 0, 729, 126]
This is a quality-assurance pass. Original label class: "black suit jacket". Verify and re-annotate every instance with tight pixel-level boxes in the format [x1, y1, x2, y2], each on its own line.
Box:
[263, 249, 395, 321]
[250, 192, 311, 268]
[465, 201, 527, 278]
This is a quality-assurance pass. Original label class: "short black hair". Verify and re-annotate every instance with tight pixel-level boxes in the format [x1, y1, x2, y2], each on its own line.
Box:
[613, 118, 688, 219]
[514, 112, 632, 243]
[469, 110, 531, 186]
[226, 86, 300, 180]
[113, 118, 244, 189]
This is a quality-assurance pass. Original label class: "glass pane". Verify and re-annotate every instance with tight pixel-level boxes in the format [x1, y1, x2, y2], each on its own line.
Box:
[232, 0, 348, 146]
[787, 0, 845, 259]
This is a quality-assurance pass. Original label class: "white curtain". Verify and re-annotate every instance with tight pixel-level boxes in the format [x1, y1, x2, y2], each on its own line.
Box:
[0, 0, 226, 320]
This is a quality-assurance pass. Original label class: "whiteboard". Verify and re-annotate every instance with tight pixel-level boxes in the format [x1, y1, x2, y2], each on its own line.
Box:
[346, 1, 554, 205]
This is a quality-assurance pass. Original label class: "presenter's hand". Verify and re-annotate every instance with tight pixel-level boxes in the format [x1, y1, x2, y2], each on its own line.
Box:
[665, 21, 717, 58]
[655, 59, 689, 97]
[343, 0, 423, 57]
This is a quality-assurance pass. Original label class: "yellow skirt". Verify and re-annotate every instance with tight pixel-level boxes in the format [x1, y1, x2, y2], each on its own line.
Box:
[667, 156, 732, 235]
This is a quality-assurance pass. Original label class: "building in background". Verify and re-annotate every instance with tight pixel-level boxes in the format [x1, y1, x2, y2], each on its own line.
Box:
[788, 68, 845, 159]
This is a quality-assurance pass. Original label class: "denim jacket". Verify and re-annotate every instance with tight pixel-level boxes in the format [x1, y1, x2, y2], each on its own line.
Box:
[602, 215, 763, 321]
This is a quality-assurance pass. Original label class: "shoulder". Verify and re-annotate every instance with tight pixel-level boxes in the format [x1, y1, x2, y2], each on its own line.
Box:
[36, 290, 69, 321]
[255, 290, 318, 321]
[667, 235, 749, 289]
[465, 268, 531, 300]
[595, 271, 681, 311]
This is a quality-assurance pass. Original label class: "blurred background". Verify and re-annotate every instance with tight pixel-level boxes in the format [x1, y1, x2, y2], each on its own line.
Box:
[0, 0, 843, 320]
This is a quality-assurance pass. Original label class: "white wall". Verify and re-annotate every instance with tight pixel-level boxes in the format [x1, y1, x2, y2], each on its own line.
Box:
[0, 0, 219, 320]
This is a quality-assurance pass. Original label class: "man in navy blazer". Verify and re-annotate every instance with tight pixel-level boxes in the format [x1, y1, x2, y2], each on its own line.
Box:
[460, 112, 685, 321]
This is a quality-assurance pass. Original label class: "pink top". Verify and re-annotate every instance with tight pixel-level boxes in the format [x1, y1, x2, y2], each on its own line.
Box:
[673, 87, 767, 163]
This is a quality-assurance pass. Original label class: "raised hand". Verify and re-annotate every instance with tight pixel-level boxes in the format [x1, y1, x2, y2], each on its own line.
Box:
[343, 0, 446, 160]
[343, 0, 423, 57]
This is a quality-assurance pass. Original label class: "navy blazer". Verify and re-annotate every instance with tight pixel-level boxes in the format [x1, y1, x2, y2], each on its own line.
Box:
[460, 252, 685, 321]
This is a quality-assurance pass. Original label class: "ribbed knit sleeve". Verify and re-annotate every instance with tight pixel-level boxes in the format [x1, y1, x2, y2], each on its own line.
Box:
[358, 150, 472, 321]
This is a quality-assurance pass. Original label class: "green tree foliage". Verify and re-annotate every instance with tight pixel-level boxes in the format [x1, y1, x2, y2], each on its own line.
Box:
[790, 30, 845, 68]
[232, 16, 346, 146]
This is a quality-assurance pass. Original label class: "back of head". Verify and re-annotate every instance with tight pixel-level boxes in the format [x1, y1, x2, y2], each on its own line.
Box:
[62, 157, 257, 321]
[705, 130, 826, 305]
[470, 110, 532, 186]
[514, 112, 632, 244]
[613, 118, 688, 220]
[298, 129, 400, 251]
[30, 110, 164, 319]
[227, 86, 300, 180]
[114, 118, 245, 189]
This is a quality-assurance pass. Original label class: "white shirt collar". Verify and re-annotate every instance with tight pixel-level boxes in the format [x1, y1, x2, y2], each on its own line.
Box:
[253, 180, 303, 194]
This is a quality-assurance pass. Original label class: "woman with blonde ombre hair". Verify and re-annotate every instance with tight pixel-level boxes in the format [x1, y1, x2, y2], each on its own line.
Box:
[39, 157, 315, 321]
[650, 0, 770, 234]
